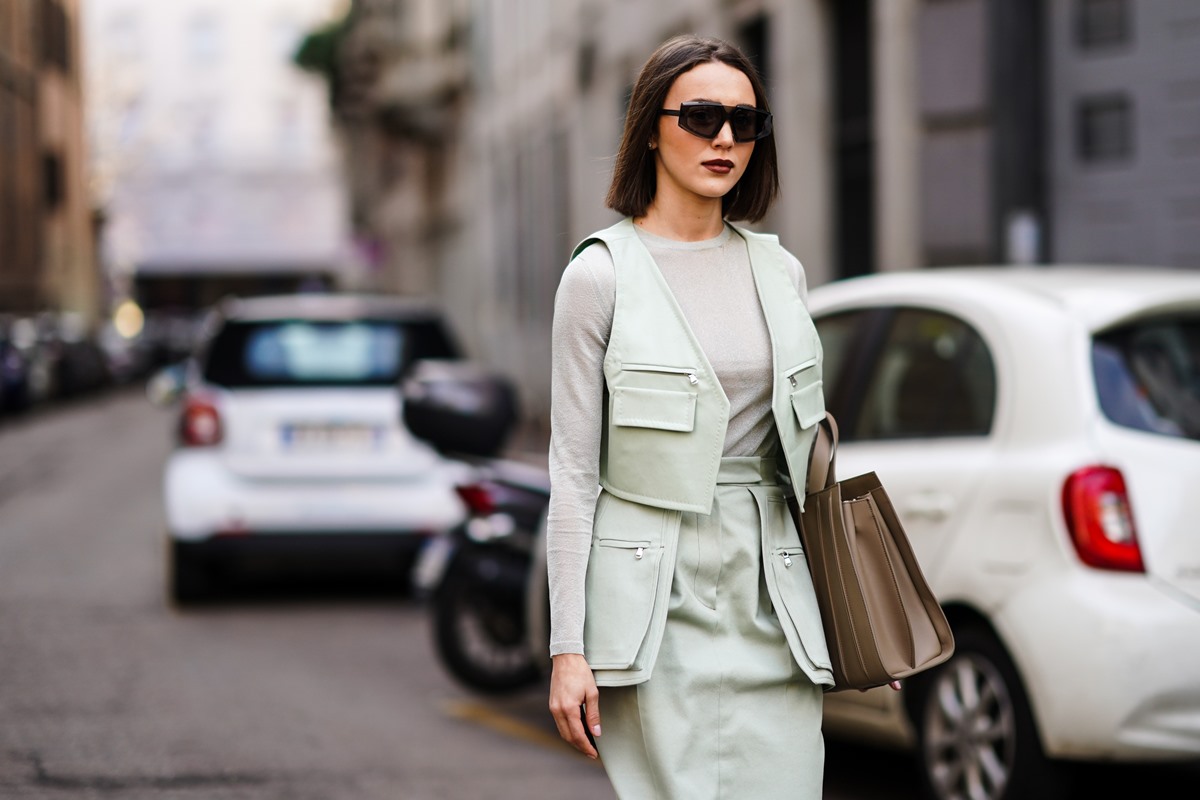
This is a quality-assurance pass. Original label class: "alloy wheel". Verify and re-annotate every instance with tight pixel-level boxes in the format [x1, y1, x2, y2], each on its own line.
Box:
[921, 653, 1017, 800]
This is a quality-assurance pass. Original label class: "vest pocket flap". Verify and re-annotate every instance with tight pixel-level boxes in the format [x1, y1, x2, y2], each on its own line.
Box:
[790, 380, 826, 429]
[612, 386, 696, 432]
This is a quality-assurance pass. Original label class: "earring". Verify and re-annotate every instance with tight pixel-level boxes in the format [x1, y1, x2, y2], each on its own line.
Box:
[648, 141, 656, 150]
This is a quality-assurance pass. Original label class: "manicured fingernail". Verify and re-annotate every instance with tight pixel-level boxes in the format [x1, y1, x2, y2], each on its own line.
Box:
[592, 725, 602, 736]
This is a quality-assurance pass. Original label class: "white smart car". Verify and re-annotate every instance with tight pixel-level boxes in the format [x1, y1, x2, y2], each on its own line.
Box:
[806, 266, 1200, 799]
[152, 293, 471, 603]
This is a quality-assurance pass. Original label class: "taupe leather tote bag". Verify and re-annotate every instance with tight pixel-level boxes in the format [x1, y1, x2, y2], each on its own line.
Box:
[792, 412, 955, 692]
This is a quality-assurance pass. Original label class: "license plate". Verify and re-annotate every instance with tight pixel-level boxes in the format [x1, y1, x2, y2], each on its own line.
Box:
[281, 423, 382, 451]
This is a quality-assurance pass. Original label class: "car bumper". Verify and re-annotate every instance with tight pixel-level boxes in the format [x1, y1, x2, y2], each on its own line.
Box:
[174, 532, 434, 559]
[164, 450, 467, 541]
[998, 571, 1200, 762]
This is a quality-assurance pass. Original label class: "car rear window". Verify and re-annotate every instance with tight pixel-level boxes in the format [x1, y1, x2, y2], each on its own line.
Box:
[201, 318, 458, 388]
[1093, 315, 1200, 440]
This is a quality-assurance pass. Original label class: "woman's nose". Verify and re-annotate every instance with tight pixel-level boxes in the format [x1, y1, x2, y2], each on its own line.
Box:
[712, 120, 735, 146]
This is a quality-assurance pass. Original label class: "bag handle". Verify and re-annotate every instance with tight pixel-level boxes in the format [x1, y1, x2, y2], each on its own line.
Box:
[805, 412, 839, 495]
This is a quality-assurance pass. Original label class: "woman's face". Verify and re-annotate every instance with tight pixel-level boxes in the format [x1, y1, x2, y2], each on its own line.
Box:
[652, 61, 758, 211]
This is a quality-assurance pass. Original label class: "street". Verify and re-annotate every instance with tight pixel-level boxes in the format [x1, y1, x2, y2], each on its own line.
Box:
[0, 387, 616, 799]
[0, 388, 1190, 800]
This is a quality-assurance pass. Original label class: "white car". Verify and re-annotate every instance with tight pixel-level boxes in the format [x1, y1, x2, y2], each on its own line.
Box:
[806, 267, 1200, 799]
[153, 293, 471, 603]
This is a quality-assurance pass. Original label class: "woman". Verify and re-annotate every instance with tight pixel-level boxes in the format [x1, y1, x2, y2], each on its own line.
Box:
[547, 34, 896, 799]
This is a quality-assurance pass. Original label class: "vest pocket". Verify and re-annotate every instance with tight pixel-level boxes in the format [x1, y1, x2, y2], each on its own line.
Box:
[584, 537, 664, 669]
[612, 385, 697, 432]
[787, 361, 825, 429]
[620, 363, 700, 383]
[584, 492, 672, 671]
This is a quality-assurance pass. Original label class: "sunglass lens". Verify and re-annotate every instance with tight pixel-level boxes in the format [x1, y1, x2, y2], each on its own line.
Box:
[681, 105, 723, 138]
[731, 108, 760, 140]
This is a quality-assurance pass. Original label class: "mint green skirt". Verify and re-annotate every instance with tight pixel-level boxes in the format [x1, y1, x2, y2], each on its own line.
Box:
[595, 457, 824, 799]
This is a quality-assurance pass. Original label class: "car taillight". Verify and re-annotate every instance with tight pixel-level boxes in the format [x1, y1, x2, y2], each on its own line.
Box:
[1061, 466, 1145, 573]
[180, 395, 222, 447]
[455, 483, 497, 515]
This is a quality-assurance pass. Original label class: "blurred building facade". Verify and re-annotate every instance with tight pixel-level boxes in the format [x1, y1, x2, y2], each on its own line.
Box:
[1048, 0, 1200, 266]
[83, 0, 354, 312]
[0, 0, 100, 324]
[327, 0, 1200, 436]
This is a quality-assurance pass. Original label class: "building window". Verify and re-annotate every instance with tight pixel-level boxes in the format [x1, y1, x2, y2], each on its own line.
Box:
[1076, 0, 1131, 50]
[43, 152, 64, 210]
[40, 0, 70, 72]
[575, 39, 597, 93]
[1078, 93, 1132, 163]
[738, 15, 771, 91]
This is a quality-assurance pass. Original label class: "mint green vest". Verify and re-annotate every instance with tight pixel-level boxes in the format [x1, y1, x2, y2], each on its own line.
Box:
[571, 217, 825, 512]
[570, 218, 833, 687]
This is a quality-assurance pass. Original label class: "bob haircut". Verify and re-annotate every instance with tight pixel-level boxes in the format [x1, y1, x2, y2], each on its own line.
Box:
[606, 34, 779, 223]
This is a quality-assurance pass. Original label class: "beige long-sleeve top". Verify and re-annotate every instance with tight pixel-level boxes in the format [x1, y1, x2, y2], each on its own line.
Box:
[547, 222, 808, 656]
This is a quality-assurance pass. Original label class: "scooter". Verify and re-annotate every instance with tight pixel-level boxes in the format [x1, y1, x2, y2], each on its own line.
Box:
[401, 360, 550, 694]
[412, 456, 549, 693]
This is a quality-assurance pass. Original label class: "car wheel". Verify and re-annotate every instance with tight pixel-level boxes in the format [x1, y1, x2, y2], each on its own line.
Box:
[168, 540, 217, 605]
[432, 553, 540, 694]
[907, 625, 1066, 800]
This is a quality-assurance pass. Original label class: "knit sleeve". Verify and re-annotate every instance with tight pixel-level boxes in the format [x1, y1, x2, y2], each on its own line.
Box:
[546, 242, 614, 656]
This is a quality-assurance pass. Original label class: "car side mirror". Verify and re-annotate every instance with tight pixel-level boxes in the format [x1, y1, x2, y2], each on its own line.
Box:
[146, 362, 187, 407]
[399, 359, 519, 458]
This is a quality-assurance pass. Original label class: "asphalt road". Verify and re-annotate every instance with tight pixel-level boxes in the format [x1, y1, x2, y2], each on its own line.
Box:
[0, 387, 1191, 800]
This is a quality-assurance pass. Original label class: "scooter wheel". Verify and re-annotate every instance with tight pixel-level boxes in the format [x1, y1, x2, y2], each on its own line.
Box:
[432, 552, 541, 694]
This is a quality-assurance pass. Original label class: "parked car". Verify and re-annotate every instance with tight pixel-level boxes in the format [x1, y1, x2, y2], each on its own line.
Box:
[52, 312, 113, 398]
[804, 266, 1200, 799]
[143, 308, 207, 369]
[99, 320, 158, 385]
[21, 313, 64, 406]
[149, 293, 472, 603]
[0, 314, 32, 414]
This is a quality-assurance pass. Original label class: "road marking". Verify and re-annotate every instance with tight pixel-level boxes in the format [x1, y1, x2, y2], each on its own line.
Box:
[442, 699, 601, 765]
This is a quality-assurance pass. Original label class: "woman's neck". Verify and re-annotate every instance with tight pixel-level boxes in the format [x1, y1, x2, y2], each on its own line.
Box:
[635, 197, 725, 242]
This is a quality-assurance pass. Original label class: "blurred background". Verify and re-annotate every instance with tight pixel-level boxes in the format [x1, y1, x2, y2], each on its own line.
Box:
[3, 3, 1200, 798]
[1, 0, 1195, 434]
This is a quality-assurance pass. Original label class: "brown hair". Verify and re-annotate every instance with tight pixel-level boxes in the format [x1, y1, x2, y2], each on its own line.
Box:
[605, 34, 779, 223]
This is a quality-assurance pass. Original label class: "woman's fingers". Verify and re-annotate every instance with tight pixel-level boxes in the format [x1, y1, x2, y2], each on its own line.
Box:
[552, 703, 596, 758]
[583, 690, 602, 742]
[553, 701, 597, 758]
[549, 654, 600, 759]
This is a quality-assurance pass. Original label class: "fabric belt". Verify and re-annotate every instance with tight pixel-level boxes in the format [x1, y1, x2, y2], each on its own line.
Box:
[715, 456, 780, 486]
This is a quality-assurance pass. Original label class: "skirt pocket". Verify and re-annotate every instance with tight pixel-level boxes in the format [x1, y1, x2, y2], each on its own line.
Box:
[762, 498, 833, 674]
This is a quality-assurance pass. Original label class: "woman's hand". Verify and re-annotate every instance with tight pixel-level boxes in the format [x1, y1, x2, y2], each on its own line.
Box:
[859, 680, 902, 693]
[549, 653, 601, 759]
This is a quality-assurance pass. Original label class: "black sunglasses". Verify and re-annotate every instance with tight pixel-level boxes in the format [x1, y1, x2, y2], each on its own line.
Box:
[660, 101, 773, 143]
